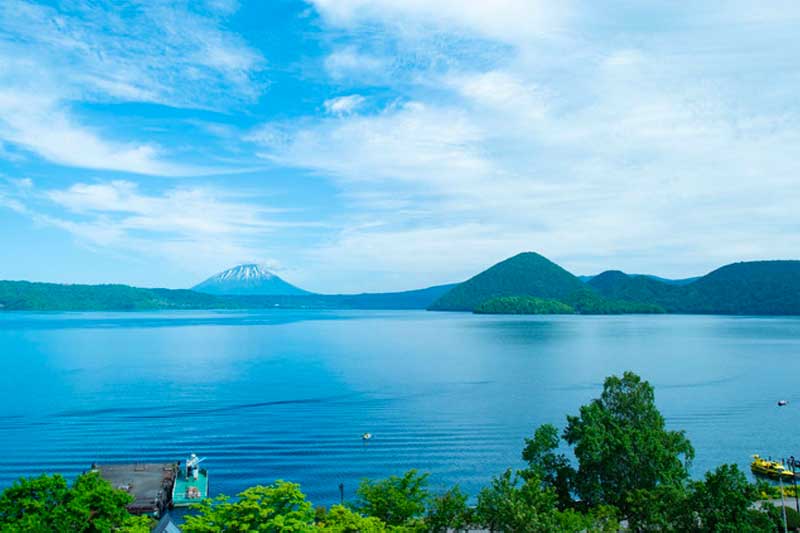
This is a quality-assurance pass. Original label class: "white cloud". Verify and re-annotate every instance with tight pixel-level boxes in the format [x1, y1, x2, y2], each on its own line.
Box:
[253, 1, 800, 288]
[44, 180, 284, 238]
[0, 0, 264, 107]
[324, 47, 389, 81]
[0, 91, 209, 176]
[310, 0, 572, 46]
[0, 0, 265, 175]
[252, 101, 491, 186]
[0, 179, 308, 279]
[324, 95, 366, 115]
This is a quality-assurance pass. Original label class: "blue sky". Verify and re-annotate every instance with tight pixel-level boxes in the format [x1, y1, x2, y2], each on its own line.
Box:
[0, 0, 798, 292]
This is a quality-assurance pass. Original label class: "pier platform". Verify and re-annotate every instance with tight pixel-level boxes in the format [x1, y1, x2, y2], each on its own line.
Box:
[95, 462, 177, 517]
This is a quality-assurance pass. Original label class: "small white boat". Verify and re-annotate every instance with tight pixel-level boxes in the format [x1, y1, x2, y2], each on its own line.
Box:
[361, 433, 372, 441]
[778, 400, 789, 406]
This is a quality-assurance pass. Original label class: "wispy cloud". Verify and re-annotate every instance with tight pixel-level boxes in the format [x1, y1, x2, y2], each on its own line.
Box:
[249, 1, 800, 288]
[324, 95, 366, 116]
[0, 178, 306, 279]
[310, 0, 572, 46]
[2, 1, 800, 290]
[0, 0, 265, 175]
[0, 92, 211, 176]
[252, 101, 491, 186]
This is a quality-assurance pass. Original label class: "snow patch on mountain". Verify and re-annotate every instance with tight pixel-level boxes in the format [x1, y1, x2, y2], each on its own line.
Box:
[192, 264, 310, 296]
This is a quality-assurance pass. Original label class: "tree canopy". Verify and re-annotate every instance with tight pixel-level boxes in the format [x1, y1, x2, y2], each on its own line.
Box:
[353, 469, 430, 527]
[563, 371, 694, 511]
[183, 481, 315, 533]
[0, 472, 150, 532]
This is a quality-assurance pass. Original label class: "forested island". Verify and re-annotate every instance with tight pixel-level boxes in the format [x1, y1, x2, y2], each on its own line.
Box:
[1, 372, 795, 532]
[473, 294, 664, 315]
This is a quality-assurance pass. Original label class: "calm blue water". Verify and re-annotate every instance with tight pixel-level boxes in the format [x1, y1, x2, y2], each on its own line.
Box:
[0, 310, 798, 504]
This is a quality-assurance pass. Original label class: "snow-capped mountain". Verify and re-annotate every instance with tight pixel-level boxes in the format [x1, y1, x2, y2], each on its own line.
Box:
[192, 264, 311, 296]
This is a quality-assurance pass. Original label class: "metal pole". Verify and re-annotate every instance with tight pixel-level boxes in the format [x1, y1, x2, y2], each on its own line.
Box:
[780, 473, 788, 533]
[792, 457, 799, 514]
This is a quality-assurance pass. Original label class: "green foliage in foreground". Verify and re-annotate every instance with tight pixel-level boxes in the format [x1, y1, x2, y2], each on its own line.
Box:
[0, 472, 151, 532]
[353, 470, 430, 527]
[563, 371, 695, 511]
[183, 481, 315, 532]
[626, 464, 777, 531]
[1, 372, 792, 532]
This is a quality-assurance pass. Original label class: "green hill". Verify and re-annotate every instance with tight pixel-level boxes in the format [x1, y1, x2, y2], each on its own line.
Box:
[678, 261, 800, 314]
[429, 252, 586, 311]
[589, 261, 800, 315]
[587, 271, 682, 308]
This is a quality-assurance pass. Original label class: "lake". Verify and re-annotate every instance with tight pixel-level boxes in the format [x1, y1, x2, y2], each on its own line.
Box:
[0, 310, 798, 504]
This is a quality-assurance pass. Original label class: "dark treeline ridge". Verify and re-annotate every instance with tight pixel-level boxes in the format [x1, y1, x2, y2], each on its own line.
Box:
[0, 281, 456, 311]
[1, 372, 797, 532]
[430, 252, 800, 315]
[474, 292, 664, 315]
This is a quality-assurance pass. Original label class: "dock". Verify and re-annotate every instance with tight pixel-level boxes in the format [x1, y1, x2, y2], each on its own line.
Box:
[94, 462, 178, 517]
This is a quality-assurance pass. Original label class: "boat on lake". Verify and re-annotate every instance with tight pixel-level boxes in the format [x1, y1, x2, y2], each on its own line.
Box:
[172, 453, 209, 507]
[751, 454, 795, 480]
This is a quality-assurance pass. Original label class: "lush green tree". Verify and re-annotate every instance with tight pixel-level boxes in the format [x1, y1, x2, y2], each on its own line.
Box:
[316, 504, 388, 532]
[686, 464, 775, 532]
[183, 480, 314, 533]
[474, 469, 617, 533]
[0, 473, 70, 530]
[425, 486, 470, 532]
[627, 465, 776, 532]
[475, 469, 569, 533]
[353, 470, 429, 527]
[118, 516, 154, 533]
[627, 484, 691, 531]
[0, 472, 147, 532]
[521, 424, 574, 508]
[563, 371, 694, 512]
[764, 505, 800, 533]
[582, 505, 622, 533]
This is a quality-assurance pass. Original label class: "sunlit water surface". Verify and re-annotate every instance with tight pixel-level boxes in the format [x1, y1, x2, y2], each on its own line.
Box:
[1, 310, 798, 504]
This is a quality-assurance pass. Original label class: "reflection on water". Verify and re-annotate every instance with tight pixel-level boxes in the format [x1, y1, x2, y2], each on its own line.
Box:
[1, 310, 799, 503]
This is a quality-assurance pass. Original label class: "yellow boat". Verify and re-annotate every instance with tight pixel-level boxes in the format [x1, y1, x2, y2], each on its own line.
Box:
[751, 454, 796, 480]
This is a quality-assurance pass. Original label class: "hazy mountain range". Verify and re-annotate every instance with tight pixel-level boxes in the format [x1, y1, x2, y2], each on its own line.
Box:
[1, 253, 798, 314]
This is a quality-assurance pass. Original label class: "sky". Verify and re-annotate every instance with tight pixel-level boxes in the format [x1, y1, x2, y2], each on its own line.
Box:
[0, 0, 799, 292]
